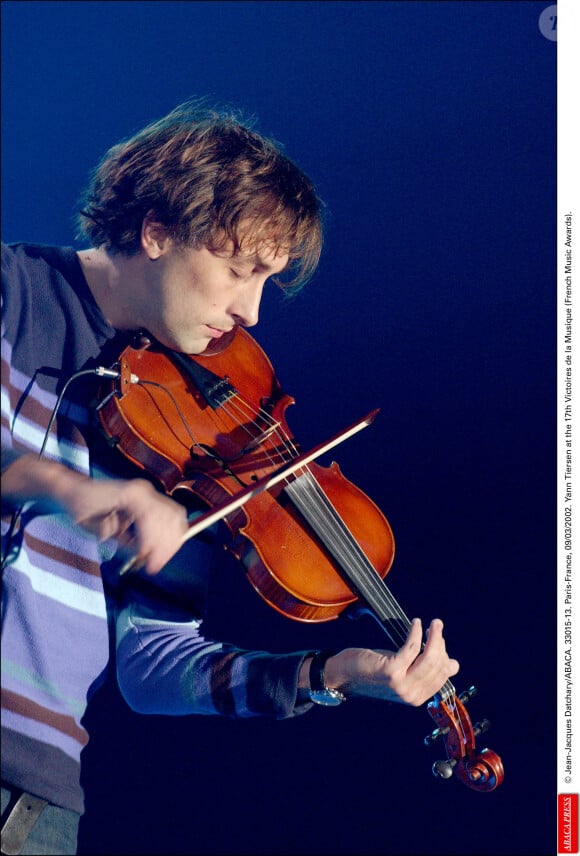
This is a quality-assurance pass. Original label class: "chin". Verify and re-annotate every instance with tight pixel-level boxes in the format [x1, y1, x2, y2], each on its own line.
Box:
[174, 342, 207, 356]
[188, 343, 211, 356]
[156, 330, 231, 356]
[156, 333, 209, 355]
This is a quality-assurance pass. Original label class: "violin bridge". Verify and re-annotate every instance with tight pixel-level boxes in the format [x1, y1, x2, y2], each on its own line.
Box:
[239, 422, 282, 454]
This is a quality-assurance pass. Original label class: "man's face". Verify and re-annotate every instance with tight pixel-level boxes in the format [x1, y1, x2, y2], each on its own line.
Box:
[137, 232, 289, 354]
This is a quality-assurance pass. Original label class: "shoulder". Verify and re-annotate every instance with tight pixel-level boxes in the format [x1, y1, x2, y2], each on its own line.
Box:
[2, 241, 31, 280]
[1, 242, 96, 312]
[2, 242, 78, 291]
[2, 243, 70, 327]
[2, 241, 75, 274]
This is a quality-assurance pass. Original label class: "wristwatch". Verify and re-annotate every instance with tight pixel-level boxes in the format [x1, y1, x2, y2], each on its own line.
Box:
[308, 650, 346, 706]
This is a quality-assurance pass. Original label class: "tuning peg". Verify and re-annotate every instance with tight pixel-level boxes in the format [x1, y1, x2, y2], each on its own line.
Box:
[432, 758, 457, 780]
[424, 725, 450, 746]
[458, 685, 477, 704]
[473, 718, 491, 737]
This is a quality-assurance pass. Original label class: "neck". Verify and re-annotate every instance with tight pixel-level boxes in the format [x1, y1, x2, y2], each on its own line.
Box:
[77, 247, 137, 329]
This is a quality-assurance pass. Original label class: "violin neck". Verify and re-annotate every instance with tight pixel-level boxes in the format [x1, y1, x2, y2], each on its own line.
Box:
[349, 604, 455, 702]
[284, 473, 455, 702]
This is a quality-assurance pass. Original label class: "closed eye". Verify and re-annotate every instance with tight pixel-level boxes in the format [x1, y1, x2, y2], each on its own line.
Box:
[230, 267, 254, 280]
[230, 266, 262, 282]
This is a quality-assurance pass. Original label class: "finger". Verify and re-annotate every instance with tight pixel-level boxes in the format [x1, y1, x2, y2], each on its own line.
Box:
[396, 618, 423, 665]
[87, 510, 123, 542]
[423, 618, 445, 653]
[116, 527, 137, 550]
[413, 620, 460, 680]
[448, 657, 460, 677]
[425, 618, 444, 637]
[88, 508, 133, 542]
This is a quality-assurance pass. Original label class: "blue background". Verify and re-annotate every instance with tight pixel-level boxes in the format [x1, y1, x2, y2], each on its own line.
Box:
[1, 2, 556, 854]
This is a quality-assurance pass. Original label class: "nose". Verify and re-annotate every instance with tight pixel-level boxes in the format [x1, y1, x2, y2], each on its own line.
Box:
[230, 277, 264, 328]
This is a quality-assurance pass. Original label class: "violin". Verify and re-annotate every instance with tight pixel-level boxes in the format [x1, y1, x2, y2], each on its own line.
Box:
[96, 326, 504, 793]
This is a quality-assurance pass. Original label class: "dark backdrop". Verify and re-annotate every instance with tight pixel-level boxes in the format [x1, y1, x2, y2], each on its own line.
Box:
[1, 2, 556, 855]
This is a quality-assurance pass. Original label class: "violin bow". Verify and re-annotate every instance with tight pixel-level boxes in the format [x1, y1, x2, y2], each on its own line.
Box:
[119, 409, 379, 575]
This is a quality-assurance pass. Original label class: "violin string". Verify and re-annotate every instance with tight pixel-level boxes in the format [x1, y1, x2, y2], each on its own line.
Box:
[307, 480, 410, 638]
[135, 381, 300, 487]
[284, 471, 457, 701]
[216, 393, 301, 466]
[120, 374, 462, 710]
[200, 390, 457, 702]
[285, 472, 411, 646]
[215, 395, 428, 646]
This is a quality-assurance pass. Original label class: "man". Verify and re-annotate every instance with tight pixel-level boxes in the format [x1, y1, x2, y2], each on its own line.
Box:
[1, 99, 458, 855]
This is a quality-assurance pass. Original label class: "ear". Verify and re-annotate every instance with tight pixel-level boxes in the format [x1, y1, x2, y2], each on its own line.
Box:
[141, 211, 172, 259]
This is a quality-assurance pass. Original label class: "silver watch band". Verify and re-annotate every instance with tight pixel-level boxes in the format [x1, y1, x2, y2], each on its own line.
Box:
[308, 650, 346, 706]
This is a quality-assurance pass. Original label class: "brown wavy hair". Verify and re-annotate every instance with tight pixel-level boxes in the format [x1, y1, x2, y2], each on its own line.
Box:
[77, 99, 324, 290]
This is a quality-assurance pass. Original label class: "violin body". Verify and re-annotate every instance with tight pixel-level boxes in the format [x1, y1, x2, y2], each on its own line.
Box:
[96, 326, 503, 792]
[233, 461, 395, 622]
[97, 328, 395, 622]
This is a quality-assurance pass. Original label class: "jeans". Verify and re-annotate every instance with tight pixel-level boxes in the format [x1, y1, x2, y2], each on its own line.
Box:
[1, 786, 80, 856]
